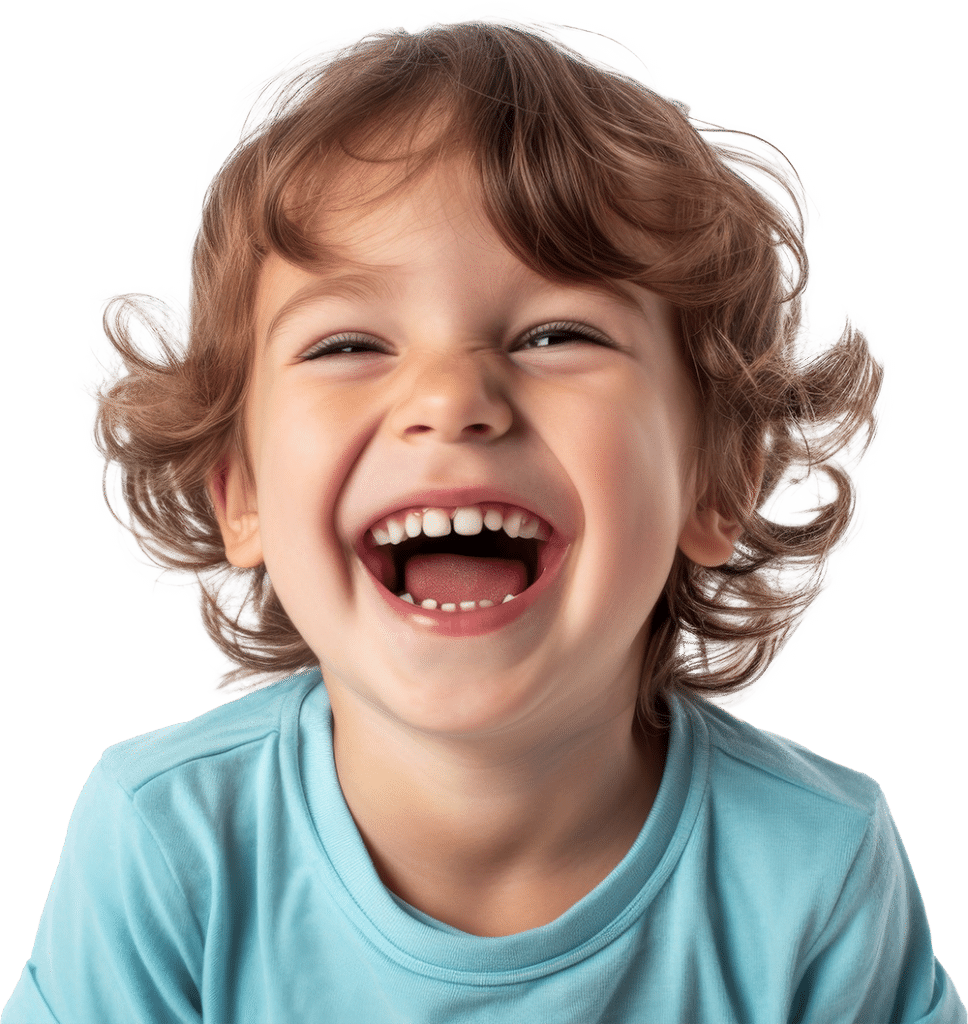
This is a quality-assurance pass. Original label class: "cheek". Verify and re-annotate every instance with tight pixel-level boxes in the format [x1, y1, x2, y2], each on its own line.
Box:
[563, 378, 691, 525]
[598, 418, 687, 552]
[253, 373, 351, 489]
[561, 387, 692, 612]
[251, 391, 340, 576]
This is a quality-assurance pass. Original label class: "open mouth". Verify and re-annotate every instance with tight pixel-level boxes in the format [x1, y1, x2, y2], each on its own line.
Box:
[387, 528, 541, 595]
[360, 504, 551, 612]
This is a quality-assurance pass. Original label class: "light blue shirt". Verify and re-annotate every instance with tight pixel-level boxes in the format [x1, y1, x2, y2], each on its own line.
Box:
[4, 668, 964, 1022]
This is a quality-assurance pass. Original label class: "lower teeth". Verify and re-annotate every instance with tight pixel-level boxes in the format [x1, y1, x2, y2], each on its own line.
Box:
[398, 593, 515, 610]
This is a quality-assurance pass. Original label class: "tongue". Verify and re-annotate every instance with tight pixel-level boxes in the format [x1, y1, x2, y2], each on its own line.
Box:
[404, 554, 528, 606]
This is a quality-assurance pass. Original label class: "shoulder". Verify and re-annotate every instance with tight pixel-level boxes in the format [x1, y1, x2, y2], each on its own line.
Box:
[675, 695, 891, 911]
[688, 695, 882, 817]
[678, 703, 968, 1021]
[98, 667, 322, 798]
[668, 698, 957, 1011]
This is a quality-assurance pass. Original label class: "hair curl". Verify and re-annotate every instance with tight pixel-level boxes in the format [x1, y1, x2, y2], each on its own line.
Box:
[95, 22, 882, 725]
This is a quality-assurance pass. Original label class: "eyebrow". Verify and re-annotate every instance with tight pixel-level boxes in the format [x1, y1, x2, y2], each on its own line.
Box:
[264, 267, 658, 347]
[264, 270, 396, 346]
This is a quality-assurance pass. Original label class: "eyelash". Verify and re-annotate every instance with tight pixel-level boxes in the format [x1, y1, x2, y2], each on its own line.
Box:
[299, 321, 613, 360]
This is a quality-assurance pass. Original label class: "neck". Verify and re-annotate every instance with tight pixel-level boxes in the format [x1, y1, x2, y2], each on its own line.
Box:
[328, 689, 667, 936]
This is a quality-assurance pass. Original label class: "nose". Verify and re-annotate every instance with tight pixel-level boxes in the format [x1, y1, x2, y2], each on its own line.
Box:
[388, 349, 513, 444]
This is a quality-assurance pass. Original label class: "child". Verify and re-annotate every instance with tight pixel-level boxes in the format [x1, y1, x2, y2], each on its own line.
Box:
[3, 21, 963, 1024]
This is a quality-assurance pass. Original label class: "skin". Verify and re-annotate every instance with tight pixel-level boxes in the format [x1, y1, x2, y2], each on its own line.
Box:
[213, 161, 739, 936]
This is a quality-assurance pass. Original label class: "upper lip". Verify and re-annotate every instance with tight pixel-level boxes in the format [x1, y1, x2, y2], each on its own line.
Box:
[351, 485, 572, 551]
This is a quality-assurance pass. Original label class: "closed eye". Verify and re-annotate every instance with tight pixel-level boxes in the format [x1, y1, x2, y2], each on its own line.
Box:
[516, 321, 615, 350]
[301, 334, 388, 360]
[301, 323, 610, 364]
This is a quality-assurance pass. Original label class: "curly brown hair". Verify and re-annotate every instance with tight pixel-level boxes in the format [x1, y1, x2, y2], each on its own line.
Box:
[95, 22, 881, 725]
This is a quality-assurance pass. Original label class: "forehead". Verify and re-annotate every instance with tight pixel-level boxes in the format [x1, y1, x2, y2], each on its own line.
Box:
[256, 158, 664, 339]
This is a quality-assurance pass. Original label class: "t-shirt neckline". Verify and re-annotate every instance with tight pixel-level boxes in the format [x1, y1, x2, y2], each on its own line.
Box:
[287, 669, 709, 983]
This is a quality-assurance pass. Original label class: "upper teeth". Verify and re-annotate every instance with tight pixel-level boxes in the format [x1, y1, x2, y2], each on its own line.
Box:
[368, 504, 549, 547]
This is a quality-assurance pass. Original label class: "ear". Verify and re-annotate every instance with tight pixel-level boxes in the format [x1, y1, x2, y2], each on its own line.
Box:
[209, 455, 264, 568]
[678, 503, 742, 568]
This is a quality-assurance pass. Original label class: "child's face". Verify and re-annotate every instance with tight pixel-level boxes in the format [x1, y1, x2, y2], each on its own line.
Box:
[219, 161, 732, 742]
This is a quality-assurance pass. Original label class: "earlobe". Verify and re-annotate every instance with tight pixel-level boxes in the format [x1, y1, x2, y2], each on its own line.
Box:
[678, 504, 742, 568]
[209, 456, 264, 568]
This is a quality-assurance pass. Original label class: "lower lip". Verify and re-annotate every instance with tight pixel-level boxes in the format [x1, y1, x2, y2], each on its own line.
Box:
[369, 538, 568, 638]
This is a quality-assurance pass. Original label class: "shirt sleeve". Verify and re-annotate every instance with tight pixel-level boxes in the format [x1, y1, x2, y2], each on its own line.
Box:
[791, 791, 965, 1024]
[1, 761, 204, 1024]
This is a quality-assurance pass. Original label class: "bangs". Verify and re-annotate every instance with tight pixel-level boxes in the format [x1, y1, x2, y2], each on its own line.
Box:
[238, 24, 794, 322]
